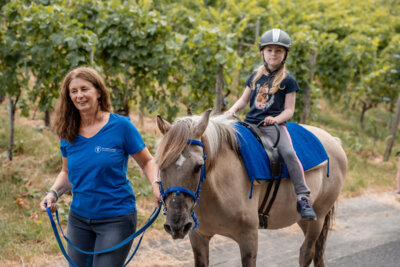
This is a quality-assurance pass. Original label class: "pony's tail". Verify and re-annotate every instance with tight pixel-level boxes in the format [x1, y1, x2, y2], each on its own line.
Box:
[314, 205, 335, 266]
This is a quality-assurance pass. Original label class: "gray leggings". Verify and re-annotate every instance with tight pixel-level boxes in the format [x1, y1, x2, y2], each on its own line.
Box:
[67, 210, 137, 267]
[259, 124, 310, 195]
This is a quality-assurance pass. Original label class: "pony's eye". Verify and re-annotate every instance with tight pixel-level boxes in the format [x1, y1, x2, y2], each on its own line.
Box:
[193, 164, 202, 173]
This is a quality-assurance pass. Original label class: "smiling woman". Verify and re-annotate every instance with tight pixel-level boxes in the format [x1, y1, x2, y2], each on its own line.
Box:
[53, 67, 112, 143]
[69, 78, 101, 113]
[39, 66, 161, 267]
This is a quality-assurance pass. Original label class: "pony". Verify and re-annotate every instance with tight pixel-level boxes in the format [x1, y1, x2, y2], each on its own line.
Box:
[155, 109, 347, 267]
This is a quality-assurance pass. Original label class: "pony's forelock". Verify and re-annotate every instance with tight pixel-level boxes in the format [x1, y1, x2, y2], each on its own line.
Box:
[155, 115, 238, 170]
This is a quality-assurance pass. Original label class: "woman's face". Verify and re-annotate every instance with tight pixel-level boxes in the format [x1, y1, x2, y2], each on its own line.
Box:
[262, 45, 286, 71]
[69, 78, 100, 113]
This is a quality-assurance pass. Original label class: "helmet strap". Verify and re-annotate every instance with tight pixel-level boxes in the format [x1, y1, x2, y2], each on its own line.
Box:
[262, 49, 288, 76]
[283, 49, 288, 63]
[263, 59, 284, 76]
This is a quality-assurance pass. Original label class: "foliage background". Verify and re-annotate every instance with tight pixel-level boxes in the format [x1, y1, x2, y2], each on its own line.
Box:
[1, 0, 399, 121]
[1, 0, 400, 265]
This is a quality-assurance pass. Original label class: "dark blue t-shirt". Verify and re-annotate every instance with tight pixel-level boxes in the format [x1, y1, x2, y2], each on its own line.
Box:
[244, 71, 299, 125]
[60, 113, 146, 219]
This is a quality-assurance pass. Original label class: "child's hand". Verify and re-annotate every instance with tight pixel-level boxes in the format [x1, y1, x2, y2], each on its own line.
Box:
[263, 116, 279, 125]
[224, 110, 235, 117]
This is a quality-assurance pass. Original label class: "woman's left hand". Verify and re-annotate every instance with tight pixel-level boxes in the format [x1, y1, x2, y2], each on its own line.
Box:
[263, 116, 279, 125]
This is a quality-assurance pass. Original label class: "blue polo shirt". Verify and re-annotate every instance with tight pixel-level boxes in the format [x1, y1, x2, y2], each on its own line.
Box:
[60, 113, 146, 219]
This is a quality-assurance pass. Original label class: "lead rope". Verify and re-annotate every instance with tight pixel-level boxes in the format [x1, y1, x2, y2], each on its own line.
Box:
[45, 203, 161, 267]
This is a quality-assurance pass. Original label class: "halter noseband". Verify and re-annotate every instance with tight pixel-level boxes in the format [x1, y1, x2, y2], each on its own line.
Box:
[159, 139, 207, 230]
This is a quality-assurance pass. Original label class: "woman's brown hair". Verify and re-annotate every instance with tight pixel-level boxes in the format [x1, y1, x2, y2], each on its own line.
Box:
[53, 67, 112, 143]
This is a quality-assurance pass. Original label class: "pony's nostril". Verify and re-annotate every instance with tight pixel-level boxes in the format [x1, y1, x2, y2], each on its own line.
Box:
[164, 224, 173, 235]
[183, 222, 192, 234]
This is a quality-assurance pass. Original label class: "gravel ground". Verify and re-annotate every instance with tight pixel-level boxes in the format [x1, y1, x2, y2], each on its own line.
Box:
[37, 191, 400, 267]
[129, 192, 400, 267]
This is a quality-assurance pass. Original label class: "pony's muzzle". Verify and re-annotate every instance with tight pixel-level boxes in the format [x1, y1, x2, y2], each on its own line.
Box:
[163, 192, 194, 239]
[164, 221, 192, 239]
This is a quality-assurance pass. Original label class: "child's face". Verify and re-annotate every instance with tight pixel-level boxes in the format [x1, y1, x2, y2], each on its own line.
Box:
[262, 45, 286, 71]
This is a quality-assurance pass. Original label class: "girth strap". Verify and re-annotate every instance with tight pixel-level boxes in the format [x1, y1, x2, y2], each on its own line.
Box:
[237, 121, 284, 229]
[258, 163, 283, 229]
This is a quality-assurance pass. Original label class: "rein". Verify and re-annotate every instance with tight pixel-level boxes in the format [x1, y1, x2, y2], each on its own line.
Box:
[45, 203, 161, 267]
[159, 138, 207, 230]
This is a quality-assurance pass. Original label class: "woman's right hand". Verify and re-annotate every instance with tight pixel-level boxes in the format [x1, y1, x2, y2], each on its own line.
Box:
[40, 193, 58, 213]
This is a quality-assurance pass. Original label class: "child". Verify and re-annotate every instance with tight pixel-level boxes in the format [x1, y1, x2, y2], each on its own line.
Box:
[226, 28, 316, 220]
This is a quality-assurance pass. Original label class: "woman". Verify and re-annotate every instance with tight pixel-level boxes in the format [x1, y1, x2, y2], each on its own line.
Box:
[226, 29, 316, 220]
[40, 66, 160, 266]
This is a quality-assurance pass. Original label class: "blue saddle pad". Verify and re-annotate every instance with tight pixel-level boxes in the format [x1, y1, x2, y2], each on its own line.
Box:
[234, 122, 329, 184]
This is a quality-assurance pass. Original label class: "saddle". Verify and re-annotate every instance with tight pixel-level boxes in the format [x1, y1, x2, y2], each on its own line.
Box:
[237, 121, 283, 229]
[238, 121, 282, 179]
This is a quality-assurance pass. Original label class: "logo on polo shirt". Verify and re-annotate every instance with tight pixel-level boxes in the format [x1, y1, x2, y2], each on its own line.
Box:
[95, 146, 117, 153]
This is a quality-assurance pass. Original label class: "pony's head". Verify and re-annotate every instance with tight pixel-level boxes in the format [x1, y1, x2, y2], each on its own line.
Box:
[155, 109, 237, 239]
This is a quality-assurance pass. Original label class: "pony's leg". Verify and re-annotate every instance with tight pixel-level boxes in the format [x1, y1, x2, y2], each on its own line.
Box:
[189, 230, 211, 267]
[237, 229, 258, 267]
[298, 207, 334, 267]
[297, 219, 325, 267]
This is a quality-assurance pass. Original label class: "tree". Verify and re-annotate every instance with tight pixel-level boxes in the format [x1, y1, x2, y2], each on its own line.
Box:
[162, 1, 242, 115]
[382, 35, 400, 161]
[22, 1, 97, 126]
[96, 1, 178, 122]
[384, 94, 400, 161]
[286, 29, 318, 123]
[0, 0, 29, 161]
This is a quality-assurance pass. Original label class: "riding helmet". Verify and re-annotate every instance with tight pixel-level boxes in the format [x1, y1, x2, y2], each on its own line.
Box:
[259, 29, 291, 51]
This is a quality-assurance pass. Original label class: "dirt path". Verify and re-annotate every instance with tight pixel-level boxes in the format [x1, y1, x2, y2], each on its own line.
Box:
[30, 191, 400, 267]
[127, 191, 400, 267]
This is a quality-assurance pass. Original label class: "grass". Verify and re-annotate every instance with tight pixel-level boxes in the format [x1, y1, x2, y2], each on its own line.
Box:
[0, 121, 58, 263]
[311, 99, 400, 196]
[0, 106, 165, 265]
[0, 99, 399, 264]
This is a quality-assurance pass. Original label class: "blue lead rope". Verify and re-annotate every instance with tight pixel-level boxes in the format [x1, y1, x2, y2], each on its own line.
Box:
[45, 204, 161, 267]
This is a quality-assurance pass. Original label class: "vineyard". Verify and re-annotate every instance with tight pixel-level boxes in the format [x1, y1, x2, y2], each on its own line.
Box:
[1, 0, 400, 264]
[1, 0, 400, 159]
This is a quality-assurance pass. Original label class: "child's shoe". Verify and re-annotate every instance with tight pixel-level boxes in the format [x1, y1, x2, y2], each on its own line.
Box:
[297, 195, 317, 221]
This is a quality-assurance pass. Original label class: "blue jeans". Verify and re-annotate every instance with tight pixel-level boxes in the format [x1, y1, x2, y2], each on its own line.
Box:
[67, 210, 137, 267]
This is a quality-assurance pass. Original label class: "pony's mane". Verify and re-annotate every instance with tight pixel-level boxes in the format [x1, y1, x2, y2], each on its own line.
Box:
[155, 115, 239, 170]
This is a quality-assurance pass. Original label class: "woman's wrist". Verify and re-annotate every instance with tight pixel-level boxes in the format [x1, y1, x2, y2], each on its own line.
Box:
[151, 178, 161, 186]
[46, 188, 59, 201]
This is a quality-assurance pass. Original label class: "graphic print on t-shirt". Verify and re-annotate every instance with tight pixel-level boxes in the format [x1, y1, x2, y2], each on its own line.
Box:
[255, 83, 275, 110]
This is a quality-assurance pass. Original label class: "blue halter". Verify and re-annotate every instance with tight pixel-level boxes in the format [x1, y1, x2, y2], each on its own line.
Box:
[159, 139, 207, 230]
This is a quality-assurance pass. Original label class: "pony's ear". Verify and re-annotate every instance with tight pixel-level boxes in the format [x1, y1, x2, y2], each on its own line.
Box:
[193, 109, 212, 138]
[156, 115, 171, 135]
